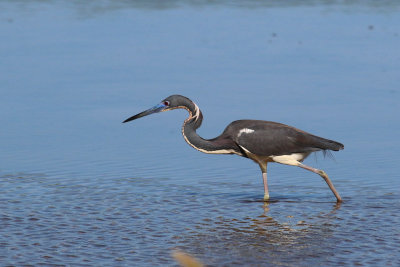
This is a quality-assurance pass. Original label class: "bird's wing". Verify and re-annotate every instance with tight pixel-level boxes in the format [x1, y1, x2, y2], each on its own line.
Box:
[230, 120, 321, 156]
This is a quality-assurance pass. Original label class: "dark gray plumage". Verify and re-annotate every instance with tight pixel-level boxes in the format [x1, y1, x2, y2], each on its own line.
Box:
[124, 95, 344, 202]
[225, 120, 344, 156]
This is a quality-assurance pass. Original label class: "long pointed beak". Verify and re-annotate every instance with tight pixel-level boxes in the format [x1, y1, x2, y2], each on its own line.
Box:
[123, 103, 166, 123]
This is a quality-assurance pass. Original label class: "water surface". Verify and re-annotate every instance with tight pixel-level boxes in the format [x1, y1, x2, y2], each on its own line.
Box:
[1, 1, 399, 266]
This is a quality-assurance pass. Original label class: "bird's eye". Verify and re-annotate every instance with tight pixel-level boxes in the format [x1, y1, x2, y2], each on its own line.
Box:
[163, 101, 170, 106]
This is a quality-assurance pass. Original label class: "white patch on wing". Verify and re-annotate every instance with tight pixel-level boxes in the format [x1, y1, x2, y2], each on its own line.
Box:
[237, 128, 255, 138]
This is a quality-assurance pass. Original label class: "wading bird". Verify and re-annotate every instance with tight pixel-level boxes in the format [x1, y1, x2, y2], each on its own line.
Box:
[123, 95, 344, 202]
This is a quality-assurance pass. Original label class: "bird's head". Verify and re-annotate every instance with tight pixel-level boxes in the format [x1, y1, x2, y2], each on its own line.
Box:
[122, 95, 190, 123]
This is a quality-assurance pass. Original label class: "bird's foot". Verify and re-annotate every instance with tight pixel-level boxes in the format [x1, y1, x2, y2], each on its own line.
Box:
[263, 193, 270, 202]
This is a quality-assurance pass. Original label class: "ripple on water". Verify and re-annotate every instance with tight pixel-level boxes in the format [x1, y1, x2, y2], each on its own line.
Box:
[1, 172, 399, 266]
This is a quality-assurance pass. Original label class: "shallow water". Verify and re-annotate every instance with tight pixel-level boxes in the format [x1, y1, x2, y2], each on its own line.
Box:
[1, 1, 400, 266]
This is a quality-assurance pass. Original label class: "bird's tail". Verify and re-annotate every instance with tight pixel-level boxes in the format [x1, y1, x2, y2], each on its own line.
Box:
[315, 136, 344, 151]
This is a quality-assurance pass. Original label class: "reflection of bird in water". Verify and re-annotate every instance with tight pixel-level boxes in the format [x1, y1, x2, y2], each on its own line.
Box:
[124, 95, 344, 202]
[171, 202, 342, 266]
[250, 201, 342, 248]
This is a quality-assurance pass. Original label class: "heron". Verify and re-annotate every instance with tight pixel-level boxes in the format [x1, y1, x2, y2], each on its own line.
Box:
[123, 95, 344, 202]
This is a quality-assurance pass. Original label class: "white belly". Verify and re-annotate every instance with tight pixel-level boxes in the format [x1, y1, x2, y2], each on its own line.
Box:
[239, 145, 310, 166]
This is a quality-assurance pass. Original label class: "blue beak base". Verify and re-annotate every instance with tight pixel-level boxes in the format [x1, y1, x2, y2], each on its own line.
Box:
[123, 103, 166, 123]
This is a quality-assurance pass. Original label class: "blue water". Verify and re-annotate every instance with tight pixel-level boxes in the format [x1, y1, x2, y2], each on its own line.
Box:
[1, 1, 399, 266]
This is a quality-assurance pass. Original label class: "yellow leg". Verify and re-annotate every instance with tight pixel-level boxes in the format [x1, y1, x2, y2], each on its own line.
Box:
[263, 172, 270, 201]
[259, 162, 269, 201]
[299, 163, 342, 202]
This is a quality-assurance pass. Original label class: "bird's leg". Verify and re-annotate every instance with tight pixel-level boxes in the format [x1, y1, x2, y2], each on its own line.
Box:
[262, 172, 269, 201]
[259, 162, 269, 201]
[298, 163, 342, 202]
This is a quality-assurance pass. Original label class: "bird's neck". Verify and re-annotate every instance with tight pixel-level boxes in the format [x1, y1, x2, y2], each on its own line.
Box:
[181, 102, 237, 155]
